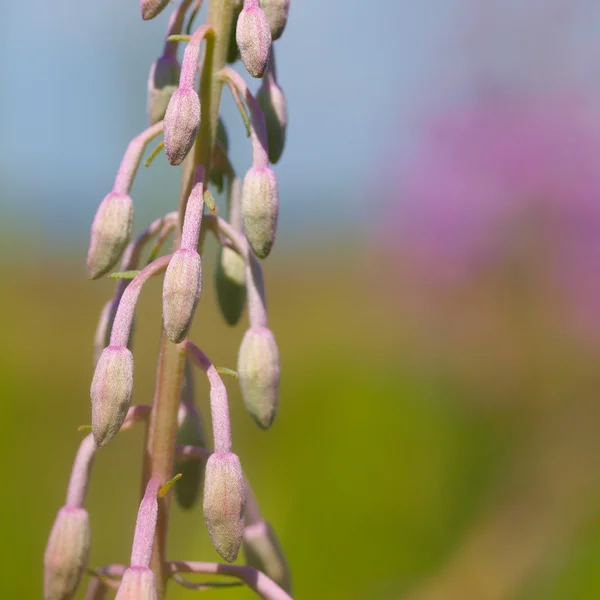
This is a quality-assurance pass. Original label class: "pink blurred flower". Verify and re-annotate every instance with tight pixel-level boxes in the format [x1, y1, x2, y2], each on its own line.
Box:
[381, 92, 600, 342]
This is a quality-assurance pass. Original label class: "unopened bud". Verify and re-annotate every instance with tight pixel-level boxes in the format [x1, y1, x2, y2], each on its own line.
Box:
[162, 249, 202, 343]
[259, 0, 291, 40]
[203, 452, 245, 562]
[174, 365, 207, 509]
[236, 1, 272, 78]
[257, 75, 287, 164]
[163, 87, 201, 166]
[140, 0, 169, 21]
[147, 56, 181, 125]
[44, 506, 90, 600]
[91, 345, 134, 447]
[87, 193, 133, 279]
[244, 521, 292, 593]
[115, 567, 156, 600]
[216, 247, 247, 326]
[237, 327, 280, 429]
[242, 166, 279, 259]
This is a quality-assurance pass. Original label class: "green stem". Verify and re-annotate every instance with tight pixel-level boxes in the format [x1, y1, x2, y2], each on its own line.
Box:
[141, 2, 237, 599]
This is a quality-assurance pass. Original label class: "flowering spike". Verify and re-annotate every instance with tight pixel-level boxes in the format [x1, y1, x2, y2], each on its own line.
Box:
[44, 506, 91, 600]
[203, 452, 246, 562]
[237, 0, 272, 78]
[115, 567, 156, 600]
[257, 50, 287, 164]
[259, 0, 291, 40]
[237, 326, 280, 428]
[242, 166, 279, 259]
[244, 521, 292, 593]
[86, 193, 133, 279]
[91, 346, 134, 447]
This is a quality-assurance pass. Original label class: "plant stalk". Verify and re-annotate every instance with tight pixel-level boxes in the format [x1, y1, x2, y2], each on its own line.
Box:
[141, 2, 237, 599]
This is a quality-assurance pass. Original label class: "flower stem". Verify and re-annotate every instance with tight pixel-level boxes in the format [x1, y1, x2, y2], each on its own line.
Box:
[141, 2, 237, 599]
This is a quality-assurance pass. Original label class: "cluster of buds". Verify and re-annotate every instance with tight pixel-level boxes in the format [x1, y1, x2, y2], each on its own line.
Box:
[45, 1, 293, 599]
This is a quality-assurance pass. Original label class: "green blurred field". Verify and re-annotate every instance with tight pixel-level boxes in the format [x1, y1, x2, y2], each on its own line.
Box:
[4, 244, 600, 599]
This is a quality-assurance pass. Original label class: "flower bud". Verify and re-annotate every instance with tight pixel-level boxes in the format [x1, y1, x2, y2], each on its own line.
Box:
[242, 166, 279, 259]
[257, 77, 287, 164]
[244, 521, 292, 593]
[44, 506, 90, 600]
[203, 452, 245, 562]
[174, 366, 207, 509]
[216, 247, 247, 326]
[226, 3, 243, 64]
[141, 0, 169, 21]
[236, 2, 272, 78]
[87, 193, 133, 279]
[259, 0, 291, 40]
[147, 56, 181, 125]
[162, 249, 202, 343]
[164, 87, 201, 166]
[237, 327, 280, 429]
[91, 345, 134, 447]
[115, 566, 156, 600]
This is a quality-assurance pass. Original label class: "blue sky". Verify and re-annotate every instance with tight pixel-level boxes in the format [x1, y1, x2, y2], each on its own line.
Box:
[0, 0, 458, 244]
[2, 0, 598, 246]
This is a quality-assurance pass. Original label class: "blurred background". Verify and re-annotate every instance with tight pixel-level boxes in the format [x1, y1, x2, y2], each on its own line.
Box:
[4, 0, 600, 598]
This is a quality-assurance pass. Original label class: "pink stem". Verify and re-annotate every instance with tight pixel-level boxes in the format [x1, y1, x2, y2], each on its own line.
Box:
[180, 166, 205, 250]
[184, 341, 232, 454]
[220, 67, 269, 168]
[180, 25, 215, 89]
[204, 214, 268, 326]
[113, 122, 164, 195]
[169, 561, 293, 600]
[162, 0, 194, 58]
[65, 434, 97, 508]
[131, 478, 161, 567]
[109, 255, 171, 347]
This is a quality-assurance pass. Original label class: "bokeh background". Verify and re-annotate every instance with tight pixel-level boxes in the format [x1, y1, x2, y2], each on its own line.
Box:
[4, 0, 600, 598]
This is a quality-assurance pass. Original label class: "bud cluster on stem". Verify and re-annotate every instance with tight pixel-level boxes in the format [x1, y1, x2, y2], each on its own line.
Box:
[48, 0, 295, 598]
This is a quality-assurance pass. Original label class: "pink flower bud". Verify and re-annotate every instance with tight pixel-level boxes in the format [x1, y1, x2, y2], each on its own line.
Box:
[242, 166, 279, 259]
[162, 249, 203, 343]
[257, 63, 287, 164]
[215, 246, 247, 326]
[44, 506, 90, 600]
[236, 0, 272, 78]
[244, 521, 292, 593]
[175, 363, 207, 509]
[115, 566, 156, 600]
[203, 452, 246, 562]
[260, 0, 291, 40]
[91, 345, 134, 447]
[237, 327, 280, 429]
[147, 56, 181, 125]
[140, 0, 169, 21]
[87, 193, 133, 279]
[163, 87, 201, 166]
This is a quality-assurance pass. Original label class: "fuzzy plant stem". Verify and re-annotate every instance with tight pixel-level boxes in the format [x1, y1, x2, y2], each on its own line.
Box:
[140, 3, 237, 598]
[169, 561, 293, 600]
